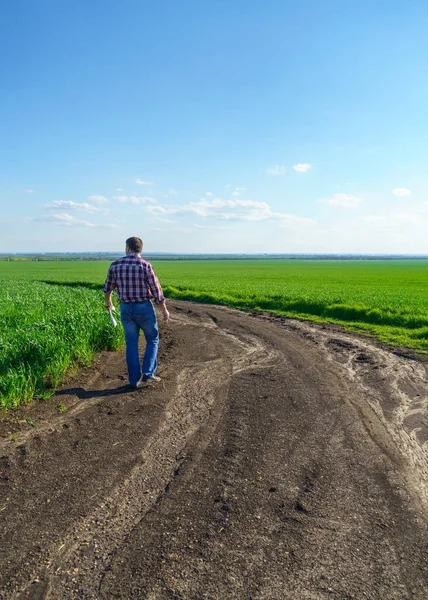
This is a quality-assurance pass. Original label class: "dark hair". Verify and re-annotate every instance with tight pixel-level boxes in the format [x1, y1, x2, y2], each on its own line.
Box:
[126, 237, 143, 253]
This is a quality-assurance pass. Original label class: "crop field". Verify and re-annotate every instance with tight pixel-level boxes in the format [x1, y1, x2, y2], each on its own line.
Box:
[0, 263, 124, 408]
[1, 259, 427, 408]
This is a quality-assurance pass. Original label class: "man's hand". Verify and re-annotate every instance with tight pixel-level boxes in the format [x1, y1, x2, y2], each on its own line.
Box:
[161, 305, 170, 323]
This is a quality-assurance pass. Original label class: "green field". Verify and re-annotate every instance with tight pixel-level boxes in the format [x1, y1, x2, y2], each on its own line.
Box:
[1, 259, 427, 408]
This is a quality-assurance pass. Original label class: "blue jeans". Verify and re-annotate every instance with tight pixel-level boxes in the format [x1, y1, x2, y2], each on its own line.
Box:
[120, 302, 159, 385]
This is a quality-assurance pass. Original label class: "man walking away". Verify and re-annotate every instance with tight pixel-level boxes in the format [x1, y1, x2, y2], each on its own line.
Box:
[103, 236, 170, 387]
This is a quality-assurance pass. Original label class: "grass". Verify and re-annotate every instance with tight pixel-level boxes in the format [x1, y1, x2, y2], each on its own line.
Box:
[0, 259, 427, 408]
[153, 260, 428, 351]
[0, 277, 123, 408]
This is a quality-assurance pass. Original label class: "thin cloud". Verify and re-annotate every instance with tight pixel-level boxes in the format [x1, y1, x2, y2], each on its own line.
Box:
[113, 195, 157, 204]
[38, 212, 118, 228]
[153, 217, 174, 223]
[45, 200, 109, 214]
[317, 194, 362, 208]
[362, 212, 424, 230]
[276, 214, 315, 229]
[44, 213, 96, 227]
[136, 179, 154, 185]
[88, 195, 109, 204]
[147, 205, 170, 215]
[362, 215, 388, 225]
[392, 188, 412, 197]
[206, 192, 214, 196]
[152, 226, 191, 233]
[293, 163, 312, 173]
[146, 197, 315, 227]
[266, 165, 286, 175]
[391, 212, 422, 225]
[194, 224, 229, 230]
[232, 191, 240, 197]
[116, 188, 124, 192]
[24, 189, 35, 193]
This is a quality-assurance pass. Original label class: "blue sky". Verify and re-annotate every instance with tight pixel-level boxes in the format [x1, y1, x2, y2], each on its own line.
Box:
[1, 0, 427, 253]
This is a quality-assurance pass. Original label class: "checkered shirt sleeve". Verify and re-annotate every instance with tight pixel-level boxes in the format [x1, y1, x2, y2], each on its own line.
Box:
[143, 261, 165, 305]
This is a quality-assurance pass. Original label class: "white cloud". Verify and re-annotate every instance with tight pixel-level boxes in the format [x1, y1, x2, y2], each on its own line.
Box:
[275, 214, 315, 229]
[153, 217, 174, 223]
[206, 192, 214, 196]
[360, 215, 394, 233]
[392, 188, 412, 197]
[317, 193, 362, 208]
[113, 195, 157, 204]
[390, 212, 421, 225]
[193, 224, 228, 230]
[44, 213, 96, 227]
[45, 200, 109, 214]
[362, 212, 424, 231]
[136, 179, 154, 185]
[146, 205, 170, 215]
[88, 195, 109, 204]
[116, 188, 123, 192]
[266, 165, 286, 175]
[163, 189, 178, 199]
[236, 187, 246, 191]
[145, 197, 315, 227]
[152, 226, 191, 234]
[38, 212, 118, 228]
[293, 163, 312, 173]
[24, 189, 35, 193]
[232, 191, 240, 197]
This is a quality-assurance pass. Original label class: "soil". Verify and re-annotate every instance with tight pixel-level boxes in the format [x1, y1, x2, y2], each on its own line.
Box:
[0, 300, 427, 600]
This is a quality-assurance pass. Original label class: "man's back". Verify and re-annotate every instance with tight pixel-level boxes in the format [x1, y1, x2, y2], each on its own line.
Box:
[104, 253, 165, 305]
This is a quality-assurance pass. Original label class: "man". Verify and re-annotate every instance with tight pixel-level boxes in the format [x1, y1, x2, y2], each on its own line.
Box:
[103, 236, 170, 387]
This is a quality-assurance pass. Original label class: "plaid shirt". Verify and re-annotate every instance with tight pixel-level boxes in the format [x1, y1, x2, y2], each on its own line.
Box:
[103, 253, 165, 305]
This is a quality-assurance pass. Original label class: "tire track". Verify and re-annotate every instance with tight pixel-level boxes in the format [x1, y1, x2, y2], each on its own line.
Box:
[1, 301, 426, 599]
[10, 308, 280, 599]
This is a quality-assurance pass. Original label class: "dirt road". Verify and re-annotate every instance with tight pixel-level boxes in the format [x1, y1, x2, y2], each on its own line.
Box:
[1, 300, 427, 599]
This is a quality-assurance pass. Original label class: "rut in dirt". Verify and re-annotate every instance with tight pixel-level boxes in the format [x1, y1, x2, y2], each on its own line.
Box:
[0, 300, 427, 600]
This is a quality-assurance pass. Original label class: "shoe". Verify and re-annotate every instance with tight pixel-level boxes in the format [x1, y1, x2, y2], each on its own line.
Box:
[142, 374, 161, 383]
[129, 380, 143, 389]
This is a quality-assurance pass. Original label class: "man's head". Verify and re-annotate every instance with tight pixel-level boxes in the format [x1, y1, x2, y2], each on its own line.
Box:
[125, 236, 143, 254]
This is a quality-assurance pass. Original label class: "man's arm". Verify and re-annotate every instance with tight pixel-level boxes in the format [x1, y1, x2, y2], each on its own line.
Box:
[103, 266, 116, 311]
[104, 291, 114, 311]
[145, 263, 169, 322]
[160, 302, 170, 322]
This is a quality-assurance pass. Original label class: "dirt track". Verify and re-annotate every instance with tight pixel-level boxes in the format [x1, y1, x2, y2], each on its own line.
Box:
[1, 300, 427, 600]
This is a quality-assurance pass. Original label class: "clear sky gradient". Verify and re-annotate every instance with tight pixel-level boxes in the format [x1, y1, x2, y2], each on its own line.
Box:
[1, 0, 427, 253]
